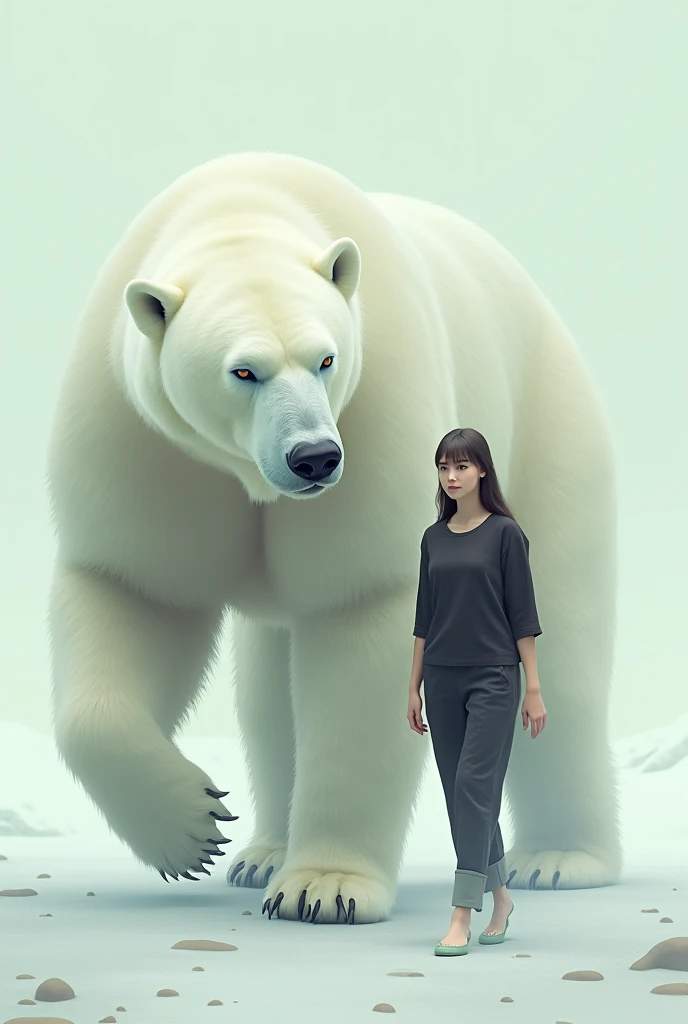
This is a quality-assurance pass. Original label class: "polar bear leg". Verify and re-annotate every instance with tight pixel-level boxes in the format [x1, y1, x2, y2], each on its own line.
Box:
[226, 618, 294, 889]
[262, 585, 428, 924]
[49, 559, 235, 879]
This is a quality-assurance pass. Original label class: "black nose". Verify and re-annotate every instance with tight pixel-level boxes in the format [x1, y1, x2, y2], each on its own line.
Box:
[286, 440, 342, 482]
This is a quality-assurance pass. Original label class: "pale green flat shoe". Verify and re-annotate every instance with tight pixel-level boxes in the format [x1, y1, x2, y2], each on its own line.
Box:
[434, 929, 471, 956]
[478, 905, 514, 945]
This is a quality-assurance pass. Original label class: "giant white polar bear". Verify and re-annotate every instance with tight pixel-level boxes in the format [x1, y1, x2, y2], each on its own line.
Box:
[47, 152, 622, 924]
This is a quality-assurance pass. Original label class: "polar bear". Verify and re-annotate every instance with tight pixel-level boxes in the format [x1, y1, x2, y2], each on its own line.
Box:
[47, 152, 622, 923]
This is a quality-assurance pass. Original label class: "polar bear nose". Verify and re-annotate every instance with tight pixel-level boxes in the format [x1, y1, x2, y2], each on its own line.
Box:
[286, 440, 342, 482]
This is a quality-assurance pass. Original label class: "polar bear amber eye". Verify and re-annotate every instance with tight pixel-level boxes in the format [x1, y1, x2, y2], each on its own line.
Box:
[321, 357, 333, 368]
[233, 369, 256, 381]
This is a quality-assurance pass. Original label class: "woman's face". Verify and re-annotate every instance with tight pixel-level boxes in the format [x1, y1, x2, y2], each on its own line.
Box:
[437, 454, 483, 498]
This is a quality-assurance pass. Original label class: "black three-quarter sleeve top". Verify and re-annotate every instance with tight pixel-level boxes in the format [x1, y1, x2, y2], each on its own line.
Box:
[413, 513, 542, 666]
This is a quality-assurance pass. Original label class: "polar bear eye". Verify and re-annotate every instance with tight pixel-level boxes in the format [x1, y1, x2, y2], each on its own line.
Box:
[233, 369, 257, 382]
[321, 356, 334, 369]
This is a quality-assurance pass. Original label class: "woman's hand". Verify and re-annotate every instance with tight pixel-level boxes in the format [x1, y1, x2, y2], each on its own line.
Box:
[407, 692, 428, 735]
[522, 689, 547, 738]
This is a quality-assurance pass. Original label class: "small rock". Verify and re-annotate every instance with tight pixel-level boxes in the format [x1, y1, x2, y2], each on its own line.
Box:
[0, 854, 7, 860]
[651, 982, 688, 995]
[372, 1004, 396, 1013]
[35, 978, 76, 1002]
[642, 908, 659, 913]
[16, 974, 36, 979]
[630, 937, 688, 971]
[192, 967, 204, 972]
[0, 888, 38, 897]
[39, 913, 53, 917]
[241, 910, 252, 915]
[387, 970, 424, 977]
[37, 874, 51, 879]
[99, 1017, 117, 1022]
[500, 996, 514, 1002]
[86, 891, 95, 896]
[673, 888, 678, 891]
[172, 939, 237, 951]
[514, 954, 531, 958]
[17, 998, 37, 1004]
[157, 989, 179, 997]
[116, 1008, 126, 1012]
[660, 917, 673, 923]
[562, 970, 604, 981]
[208, 1000, 223, 1005]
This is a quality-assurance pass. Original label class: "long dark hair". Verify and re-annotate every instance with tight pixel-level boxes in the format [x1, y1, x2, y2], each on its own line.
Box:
[434, 427, 519, 526]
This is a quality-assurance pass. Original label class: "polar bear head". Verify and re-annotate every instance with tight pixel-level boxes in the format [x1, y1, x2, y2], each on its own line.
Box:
[121, 235, 362, 503]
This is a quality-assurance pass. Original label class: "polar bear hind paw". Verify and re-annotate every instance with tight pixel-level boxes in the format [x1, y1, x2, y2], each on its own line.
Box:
[505, 848, 621, 890]
[261, 867, 393, 924]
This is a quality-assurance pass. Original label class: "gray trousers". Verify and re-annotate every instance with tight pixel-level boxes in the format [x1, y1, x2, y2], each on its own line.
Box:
[423, 662, 521, 912]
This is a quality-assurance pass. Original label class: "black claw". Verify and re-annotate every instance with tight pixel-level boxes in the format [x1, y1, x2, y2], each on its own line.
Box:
[529, 869, 541, 889]
[245, 864, 259, 886]
[506, 870, 517, 889]
[297, 889, 307, 920]
[199, 856, 214, 866]
[169, 870, 179, 881]
[203, 848, 225, 857]
[262, 897, 270, 915]
[311, 899, 320, 923]
[268, 891, 284, 919]
[552, 870, 561, 889]
[209, 810, 239, 822]
[193, 863, 212, 876]
[180, 870, 199, 881]
[336, 894, 346, 922]
[205, 787, 230, 799]
[159, 869, 170, 883]
[207, 837, 233, 846]
[229, 861, 246, 883]
[348, 897, 355, 924]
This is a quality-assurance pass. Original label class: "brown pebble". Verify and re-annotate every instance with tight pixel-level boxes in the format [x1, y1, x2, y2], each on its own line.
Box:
[0, 889, 38, 897]
[17, 999, 36, 1004]
[208, 1000, 223, 1006]
[630, 937, 688, 971]
[500, 996, 514, 1002]
[16, 974, 36, 979]
[241, 910, 252, 915]
[661, 917, 674, 923]
[641, 908, 659, 913]
[651, 982, 688, 995]
[372, 1004, 396, 1014]
[157, 989, 179, 997]
[514, 954, 531, 958]
[0, 854, 7, 860]
[116, 1008, 126, 1013]
[673, 888, 678, 891]
[99, 1017, 117, 1022]
[4, 1019, 76, 1024]
[37, 874, 51, 879]
[35, 978, 76, 1002]
[562, 970, 604, 981]
[86, 891, 95, 896]
[192, 967, 204, 972]
[39, 914, 53, 917]
[387, 971, 424, 977]
[172, 939, 237, 951]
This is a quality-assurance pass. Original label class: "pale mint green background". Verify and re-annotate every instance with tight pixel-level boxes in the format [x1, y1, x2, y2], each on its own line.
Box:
[2, 1, 686, 739]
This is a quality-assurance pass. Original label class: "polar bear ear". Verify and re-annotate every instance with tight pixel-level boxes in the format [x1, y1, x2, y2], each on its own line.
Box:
[124, 279, 185, 344]
[312, 237, 361, 301]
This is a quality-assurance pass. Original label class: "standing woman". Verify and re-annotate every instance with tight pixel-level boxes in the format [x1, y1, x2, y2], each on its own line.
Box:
[407, 427, 547, 957]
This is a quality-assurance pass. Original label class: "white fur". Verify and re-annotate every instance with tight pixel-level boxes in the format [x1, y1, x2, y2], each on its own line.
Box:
[47, 152, 622, 922]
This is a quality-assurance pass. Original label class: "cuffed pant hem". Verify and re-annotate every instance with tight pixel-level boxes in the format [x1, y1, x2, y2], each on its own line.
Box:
[484, 856, 509, 893]
[452, 869, 488, 911]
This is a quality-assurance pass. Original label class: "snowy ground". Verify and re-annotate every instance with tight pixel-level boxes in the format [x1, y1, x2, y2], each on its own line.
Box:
[1, 718, 687, 1024]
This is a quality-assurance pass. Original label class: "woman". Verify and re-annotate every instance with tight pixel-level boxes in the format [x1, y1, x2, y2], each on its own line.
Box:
[407, 427, 547, 957]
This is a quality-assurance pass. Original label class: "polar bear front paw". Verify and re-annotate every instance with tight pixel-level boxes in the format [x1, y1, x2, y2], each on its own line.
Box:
[505, 847, 621, 890]
[261, 866, 394, 924]
[226, 843, 287, 888]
